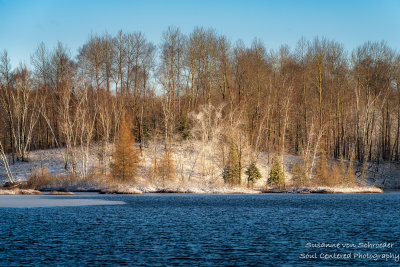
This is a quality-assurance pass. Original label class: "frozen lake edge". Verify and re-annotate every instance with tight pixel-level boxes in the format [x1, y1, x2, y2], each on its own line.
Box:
[0, 195, 126, 208]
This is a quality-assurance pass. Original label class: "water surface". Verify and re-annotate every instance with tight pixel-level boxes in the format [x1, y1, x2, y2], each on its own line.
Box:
[1, 193, 399, 266]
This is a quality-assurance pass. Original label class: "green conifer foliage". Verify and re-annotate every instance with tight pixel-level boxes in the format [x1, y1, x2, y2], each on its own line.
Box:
[268, 156, 285, 188]
[245, 162, 262, 189]
[177, 116, 191, 140]
[222, 142, 241, 185]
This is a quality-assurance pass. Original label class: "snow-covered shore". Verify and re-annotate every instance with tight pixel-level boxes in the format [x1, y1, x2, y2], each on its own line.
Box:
[99, 186, 384, 194]
[265, 186, 384, 194]
[1, 184, 384, 195]
[100, 185, 261, 194]
[0, 144, 394, 195]
[0, 188, 43, 195]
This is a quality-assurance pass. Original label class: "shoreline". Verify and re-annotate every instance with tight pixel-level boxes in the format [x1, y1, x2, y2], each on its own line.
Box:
[0, 185, 385, 195]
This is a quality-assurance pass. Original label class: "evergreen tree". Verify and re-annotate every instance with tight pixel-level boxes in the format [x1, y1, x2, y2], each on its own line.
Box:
[268, 156, 285, 188]
[223, 142, 240, 185]
[177, 116, 191, 140]
[110, 115, 140, 183]
[245, 162, 262, 189]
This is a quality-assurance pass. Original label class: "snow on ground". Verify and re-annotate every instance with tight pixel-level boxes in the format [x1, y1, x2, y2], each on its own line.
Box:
[359, 162, 400, 189]
[289, 186, 384, 194]
[0, 141, 398, 192]
[0, 189, 42, 195]
[0, 147, 103, 182]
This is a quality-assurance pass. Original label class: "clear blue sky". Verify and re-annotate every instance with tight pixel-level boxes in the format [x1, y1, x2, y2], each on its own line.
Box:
[0, 0, 399, 67]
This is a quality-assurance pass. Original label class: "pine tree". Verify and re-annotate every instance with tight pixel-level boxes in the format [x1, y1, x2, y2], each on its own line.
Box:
[245, 162, 262, 189]
[177, 116, 191, 140]
[268, 156, 285, 189]
[110, 115, 140, 183]
[222, 142, 240, 185]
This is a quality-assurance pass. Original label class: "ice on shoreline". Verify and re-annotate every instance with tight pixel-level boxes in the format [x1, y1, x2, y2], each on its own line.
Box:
[0, 195, 126, 208]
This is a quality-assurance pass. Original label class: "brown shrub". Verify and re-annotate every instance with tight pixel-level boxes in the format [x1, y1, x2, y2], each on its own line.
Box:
[157, 148, 176, 186]
[346, 156, 357, 186]
[291, 159, 309, 188]
[315, 152, 334, 186]
[330, 159, 346, 186]
[25, 168, 53, 189]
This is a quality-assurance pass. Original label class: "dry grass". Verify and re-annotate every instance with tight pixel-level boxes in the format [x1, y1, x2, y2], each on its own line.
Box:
[22, 167, 109, 191]
[24, 168, 53, 189]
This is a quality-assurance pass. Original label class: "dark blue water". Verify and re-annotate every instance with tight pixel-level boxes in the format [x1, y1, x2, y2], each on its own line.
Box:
[1, 193, 400, 266]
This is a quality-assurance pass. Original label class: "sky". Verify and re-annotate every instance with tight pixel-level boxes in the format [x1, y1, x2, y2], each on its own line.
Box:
[0, 0, 399, 67]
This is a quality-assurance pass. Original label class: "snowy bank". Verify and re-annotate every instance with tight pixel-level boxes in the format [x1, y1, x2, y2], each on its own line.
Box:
[264, 186, 383, 194]
[99, 185, 261, 194]
[0, 145, 397, 194]
[0, 189, 43, 195]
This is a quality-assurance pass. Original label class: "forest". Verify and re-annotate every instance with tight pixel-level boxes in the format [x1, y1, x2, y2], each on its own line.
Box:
[0, 26, 399, 190]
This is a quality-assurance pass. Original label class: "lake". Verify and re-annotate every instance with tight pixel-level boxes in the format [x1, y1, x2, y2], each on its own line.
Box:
[1, 193, 399, 266]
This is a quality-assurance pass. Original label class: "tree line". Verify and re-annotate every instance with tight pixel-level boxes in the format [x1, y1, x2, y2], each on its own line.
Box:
[1, 27, 399, 182]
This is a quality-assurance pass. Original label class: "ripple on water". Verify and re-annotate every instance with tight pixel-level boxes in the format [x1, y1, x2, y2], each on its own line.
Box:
[1, 193, 400, 266]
